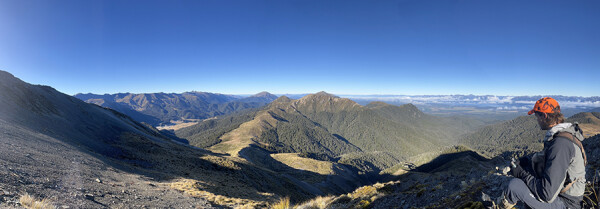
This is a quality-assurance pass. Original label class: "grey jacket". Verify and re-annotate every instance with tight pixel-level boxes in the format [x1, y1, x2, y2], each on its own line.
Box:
[521, 123, 586, 206]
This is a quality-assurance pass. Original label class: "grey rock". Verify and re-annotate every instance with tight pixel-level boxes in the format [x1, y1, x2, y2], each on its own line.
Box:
[481, 192, 492, 202]
[84, 194, 94, 200]
[502, 166, 511, 175]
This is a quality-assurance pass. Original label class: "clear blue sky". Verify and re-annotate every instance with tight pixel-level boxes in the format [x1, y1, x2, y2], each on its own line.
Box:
[1, 0, 599, 96]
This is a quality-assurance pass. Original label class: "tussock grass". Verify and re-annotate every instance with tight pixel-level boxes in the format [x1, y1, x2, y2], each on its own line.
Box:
[271, 153, 335, 175]
[584, 169, 600, 208]
[295, 196, 335, 209]
[270, 197, 291, 209]
[200, 155, 241, 170]
[170, 179, 267, 208]
[19, 194, 55, 209]
[277, 182, 397, 209]
[350, 185, 377, 199]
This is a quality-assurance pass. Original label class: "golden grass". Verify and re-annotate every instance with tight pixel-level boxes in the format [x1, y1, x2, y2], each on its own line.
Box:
[357, 199, 370, 209]
[156, 121, 199, 131]
[349, 185, 378, 199]
[19, 194, 55, 209]
[209, 110, 278, 156]
[170, 179, 268, 208]
[271, 153, 335, 175]
[200, 155, 241, 170]
[270, 197, 290, 209]
[283, 182, 399, 209]
[295, 195, 335, 209]
[580, 123, 600, 138]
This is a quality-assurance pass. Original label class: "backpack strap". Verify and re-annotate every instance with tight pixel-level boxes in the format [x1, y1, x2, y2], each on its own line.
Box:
[555, 132, 587, 166]
[554, 131, 587, 194]
[560, 177, 580, 194]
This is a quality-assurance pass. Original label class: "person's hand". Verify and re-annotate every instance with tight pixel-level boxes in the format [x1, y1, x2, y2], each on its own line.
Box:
[510, 158, 526, 178]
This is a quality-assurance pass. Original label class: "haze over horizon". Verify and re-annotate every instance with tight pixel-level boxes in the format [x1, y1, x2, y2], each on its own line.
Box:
[1, 0, 599, 96]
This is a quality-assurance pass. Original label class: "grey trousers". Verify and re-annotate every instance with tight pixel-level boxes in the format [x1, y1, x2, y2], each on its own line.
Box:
[503, 178, 566, 209]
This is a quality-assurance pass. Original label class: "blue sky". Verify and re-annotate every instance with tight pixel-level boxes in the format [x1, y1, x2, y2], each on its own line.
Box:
[1, 0, 599, 96]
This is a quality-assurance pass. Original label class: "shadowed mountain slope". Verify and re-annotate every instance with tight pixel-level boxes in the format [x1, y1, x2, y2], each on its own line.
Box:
[74, 91, 278, 126]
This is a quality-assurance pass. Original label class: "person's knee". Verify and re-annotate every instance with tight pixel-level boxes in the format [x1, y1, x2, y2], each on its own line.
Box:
[507, 178, 526, 191]
[502, 178, 527, 206]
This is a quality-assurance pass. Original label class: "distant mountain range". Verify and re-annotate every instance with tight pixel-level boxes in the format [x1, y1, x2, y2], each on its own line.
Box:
[342, 94, 600, 108]
[74, 91, 278, 126]
[75, 91, 599, 127]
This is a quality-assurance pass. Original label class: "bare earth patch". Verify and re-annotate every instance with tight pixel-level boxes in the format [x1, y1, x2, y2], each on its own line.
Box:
[156, 119, 202, 131]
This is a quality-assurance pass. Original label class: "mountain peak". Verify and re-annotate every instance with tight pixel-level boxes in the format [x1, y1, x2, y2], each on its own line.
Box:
[366, 101, 391, 108]
[299, 91, 339, 101]
[294, 92, 360, 113]
[272, 95, 292, 103]
[314, 91, 337, 97]
[0, 70, 15, 79]
[250, 91, 278, 99]
[399, 103, 419, 110]
[0, 70, 22, 86]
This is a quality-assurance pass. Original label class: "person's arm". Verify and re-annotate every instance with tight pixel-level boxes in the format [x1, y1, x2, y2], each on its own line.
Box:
[520, 138, 574, 202]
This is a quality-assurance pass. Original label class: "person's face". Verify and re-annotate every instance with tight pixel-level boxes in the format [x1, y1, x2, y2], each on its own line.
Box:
[536, 113, 551, 130]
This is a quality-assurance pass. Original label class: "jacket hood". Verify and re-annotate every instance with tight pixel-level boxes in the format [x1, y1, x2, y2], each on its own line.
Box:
[543, 122, 585, 142]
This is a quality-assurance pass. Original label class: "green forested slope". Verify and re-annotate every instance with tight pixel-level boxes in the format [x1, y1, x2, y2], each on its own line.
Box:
[293, 93, 477, 160]
[460, 112, 600, 158]
[177, 92, 483, 173]
[255, 108, 362, 157]
[459, 115, 544, 157]
[175, 109, 258, 148]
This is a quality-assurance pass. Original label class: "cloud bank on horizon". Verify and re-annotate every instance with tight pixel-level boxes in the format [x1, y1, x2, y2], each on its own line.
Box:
[341, 94, 600, 109]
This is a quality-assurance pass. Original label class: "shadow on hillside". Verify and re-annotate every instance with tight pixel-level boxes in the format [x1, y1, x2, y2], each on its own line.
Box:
[368, 150, 502, 208]
[236, 145, 374, 197]
[414, 150, 490, 173]
[101, 139, 508, 206]
[88, 133, 381, 204]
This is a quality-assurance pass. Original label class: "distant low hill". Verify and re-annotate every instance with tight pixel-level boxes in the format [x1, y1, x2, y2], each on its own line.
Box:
[459, 115, 544, 158]
[74, 91, 278, 126]
[567, 112, 600, 137]
[177, 92, 484, 175]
